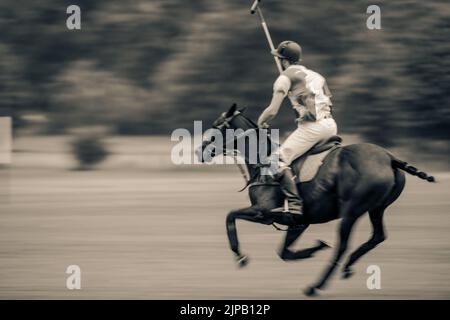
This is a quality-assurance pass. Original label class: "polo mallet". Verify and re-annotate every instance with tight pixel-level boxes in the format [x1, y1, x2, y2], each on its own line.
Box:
[250, 0, 283, 74]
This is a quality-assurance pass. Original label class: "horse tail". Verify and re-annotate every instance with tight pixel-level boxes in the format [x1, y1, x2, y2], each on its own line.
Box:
[390, 156, 436, 183]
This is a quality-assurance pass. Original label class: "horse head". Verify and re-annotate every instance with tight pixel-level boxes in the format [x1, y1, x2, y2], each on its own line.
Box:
[196, 103, 258, 163]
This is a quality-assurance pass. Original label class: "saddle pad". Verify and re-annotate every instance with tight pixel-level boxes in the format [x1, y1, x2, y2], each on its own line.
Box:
[295, 148, 334, 183]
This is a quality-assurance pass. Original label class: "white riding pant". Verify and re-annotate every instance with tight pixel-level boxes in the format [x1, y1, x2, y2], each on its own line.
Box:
[265, 118, 337, 176]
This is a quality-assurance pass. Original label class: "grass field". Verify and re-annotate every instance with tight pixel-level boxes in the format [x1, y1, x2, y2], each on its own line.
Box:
[0, 136, 449, 299]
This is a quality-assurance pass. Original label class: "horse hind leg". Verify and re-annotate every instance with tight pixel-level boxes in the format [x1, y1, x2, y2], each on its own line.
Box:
[342, 207, 386, 279]
[341, 169, 404, 278]
[278, 225, 330, 261]
[305, 214, 357, 296]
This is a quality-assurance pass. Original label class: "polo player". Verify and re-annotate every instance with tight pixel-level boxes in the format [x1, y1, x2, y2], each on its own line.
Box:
[257, 40, 338, 216]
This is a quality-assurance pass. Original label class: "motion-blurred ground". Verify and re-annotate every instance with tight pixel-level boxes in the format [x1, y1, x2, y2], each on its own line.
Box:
[0, 136, 449, 299]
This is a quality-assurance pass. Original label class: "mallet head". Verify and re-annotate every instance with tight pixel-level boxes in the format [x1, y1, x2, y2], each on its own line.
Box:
[250, 0, 261, 14]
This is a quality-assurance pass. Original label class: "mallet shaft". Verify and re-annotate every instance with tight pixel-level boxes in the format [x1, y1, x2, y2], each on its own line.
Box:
[255, 6, 283, 74]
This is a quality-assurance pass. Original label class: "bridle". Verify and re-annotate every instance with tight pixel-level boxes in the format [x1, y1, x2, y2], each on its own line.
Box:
[207, 111, 261, 186]
[209, 110, 259, 157]
[212, 111, 238, 130]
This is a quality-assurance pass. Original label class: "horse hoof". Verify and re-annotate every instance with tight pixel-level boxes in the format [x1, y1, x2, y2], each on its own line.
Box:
[277, 249, 290, 261]
[236, 255, 249, 268]
[317, 240, 331, 249]
[342, 267, 354, 279]
[304, 286, 318, 297]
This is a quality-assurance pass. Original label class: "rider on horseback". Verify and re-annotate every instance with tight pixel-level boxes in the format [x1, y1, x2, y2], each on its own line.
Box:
[257, 41, 338, 216]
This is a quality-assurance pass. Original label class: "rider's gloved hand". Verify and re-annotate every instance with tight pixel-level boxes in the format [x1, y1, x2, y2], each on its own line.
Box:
[258, 122, 270, 129]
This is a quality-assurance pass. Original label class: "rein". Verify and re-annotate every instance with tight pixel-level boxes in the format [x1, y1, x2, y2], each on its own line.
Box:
[229, 145, 300, 233]
[227, 144, 271, 193]
[228, 149, 265, 192]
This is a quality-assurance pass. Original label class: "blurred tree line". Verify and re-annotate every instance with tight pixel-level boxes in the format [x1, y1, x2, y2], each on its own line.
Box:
[0, 0, 449, 154]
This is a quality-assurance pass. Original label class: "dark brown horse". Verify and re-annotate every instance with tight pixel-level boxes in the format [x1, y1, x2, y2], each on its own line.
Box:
[196, 104, 435, 296]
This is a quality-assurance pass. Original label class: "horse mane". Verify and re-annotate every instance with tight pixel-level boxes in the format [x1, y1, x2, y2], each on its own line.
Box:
[236, 109, 258, 129]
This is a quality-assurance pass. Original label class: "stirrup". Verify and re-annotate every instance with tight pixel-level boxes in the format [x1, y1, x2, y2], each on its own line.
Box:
[270, 206, 303, 216]
[270, 206, 289, 213]
[270, 199, 303, 215]
[286, 208, 303, 216]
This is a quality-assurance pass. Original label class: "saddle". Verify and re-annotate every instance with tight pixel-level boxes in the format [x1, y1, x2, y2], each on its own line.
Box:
[246, 135, 342, 190]
[291, 135, 342, 183]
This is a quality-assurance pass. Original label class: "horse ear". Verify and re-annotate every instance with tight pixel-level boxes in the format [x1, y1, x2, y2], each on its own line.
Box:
[238, 106, 247, 114]
[225, 103, 237, 117]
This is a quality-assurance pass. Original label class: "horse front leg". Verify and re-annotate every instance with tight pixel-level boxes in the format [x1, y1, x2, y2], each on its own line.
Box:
[278, 225, 330, 261]
[226, 206, 273, 268]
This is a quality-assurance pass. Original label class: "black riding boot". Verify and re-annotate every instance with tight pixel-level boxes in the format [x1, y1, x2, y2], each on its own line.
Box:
[271, 167, 304, 215]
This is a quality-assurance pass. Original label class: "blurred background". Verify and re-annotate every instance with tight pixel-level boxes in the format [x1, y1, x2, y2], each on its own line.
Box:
[0, 0, 449, 299]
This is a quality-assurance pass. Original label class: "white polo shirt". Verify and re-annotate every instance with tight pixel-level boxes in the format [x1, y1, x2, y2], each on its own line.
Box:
[273, 65, 333, 122]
